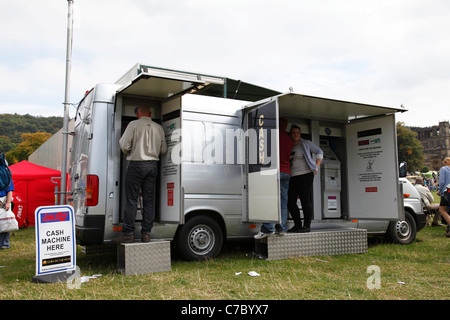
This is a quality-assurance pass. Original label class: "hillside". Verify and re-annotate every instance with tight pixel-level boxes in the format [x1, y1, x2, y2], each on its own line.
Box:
[0, 114, 63, 153]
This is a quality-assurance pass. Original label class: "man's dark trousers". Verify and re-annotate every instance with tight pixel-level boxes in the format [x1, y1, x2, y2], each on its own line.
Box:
[122, 161, 158, 235]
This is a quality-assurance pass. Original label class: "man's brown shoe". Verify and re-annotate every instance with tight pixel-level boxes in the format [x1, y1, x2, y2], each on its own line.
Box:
[141, 233, 151, 242]
[113, 233, 134, 244]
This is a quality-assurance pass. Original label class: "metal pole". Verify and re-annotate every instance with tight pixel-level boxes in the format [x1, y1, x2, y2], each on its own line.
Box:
[60, 0, 74, 205]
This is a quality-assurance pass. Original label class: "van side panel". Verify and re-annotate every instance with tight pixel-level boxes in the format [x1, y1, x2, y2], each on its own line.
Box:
[71, 91, 94, 239]
[71, 84, 120, 244]
[180, 95, 256, 238]
[72, 100, 110, 244]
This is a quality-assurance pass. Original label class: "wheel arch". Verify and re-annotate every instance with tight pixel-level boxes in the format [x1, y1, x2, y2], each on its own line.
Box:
[387, 210, 417, 244]
[176, 208, 227, 238]
[173, 209, 227, 261]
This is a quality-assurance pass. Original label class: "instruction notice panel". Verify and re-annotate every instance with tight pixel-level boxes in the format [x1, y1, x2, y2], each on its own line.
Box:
[346, 115, 400, 221]
[35, 205, 76, 276]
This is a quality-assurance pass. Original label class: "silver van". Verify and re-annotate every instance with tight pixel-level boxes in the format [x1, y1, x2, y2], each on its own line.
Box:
[70, 64, 413, 260]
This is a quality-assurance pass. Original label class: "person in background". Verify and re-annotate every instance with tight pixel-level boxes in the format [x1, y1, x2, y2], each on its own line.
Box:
[0, 181, 14, 249]
[414, 177, 441, 226]
[437, 157, 450, 237]
[288, 125, 323, 233]
[415, 176, 434, 207]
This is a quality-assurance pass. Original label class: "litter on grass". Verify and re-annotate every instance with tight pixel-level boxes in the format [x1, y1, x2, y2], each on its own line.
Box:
[234, 271, 260, 277]
[81, 274, 102, 283]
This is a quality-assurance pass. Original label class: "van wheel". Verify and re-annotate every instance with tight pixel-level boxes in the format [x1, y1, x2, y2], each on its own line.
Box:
[387, 211, 417, 244]
[175, 215, 224, 261]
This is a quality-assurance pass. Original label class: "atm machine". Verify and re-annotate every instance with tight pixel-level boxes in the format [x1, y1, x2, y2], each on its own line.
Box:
[320, 140, 342, 218]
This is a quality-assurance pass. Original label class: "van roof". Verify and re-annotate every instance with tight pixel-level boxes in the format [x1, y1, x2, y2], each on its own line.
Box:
[278, 93, 407, 122]
[111, 64, 407, 121]
[195, 78, 281, 102]
[116, 63, 280, 102]
[243, 92, 407, 122]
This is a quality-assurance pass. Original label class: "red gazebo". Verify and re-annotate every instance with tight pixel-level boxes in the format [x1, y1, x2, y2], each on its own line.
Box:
[9, 161, 62, 227]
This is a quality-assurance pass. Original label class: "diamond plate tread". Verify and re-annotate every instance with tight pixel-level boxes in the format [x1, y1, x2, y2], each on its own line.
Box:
[117, 240, 171, 275]
[258, 228, 367, 260]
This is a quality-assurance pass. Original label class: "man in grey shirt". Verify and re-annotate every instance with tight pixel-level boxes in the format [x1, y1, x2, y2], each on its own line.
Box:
[116, 105, 167, 243]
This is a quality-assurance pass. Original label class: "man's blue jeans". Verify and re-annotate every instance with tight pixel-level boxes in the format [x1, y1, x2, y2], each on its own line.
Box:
[261, 172, 290, 233]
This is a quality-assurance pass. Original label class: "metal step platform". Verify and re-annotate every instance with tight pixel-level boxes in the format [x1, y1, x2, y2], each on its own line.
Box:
[117, 240, 171, 276]
[254, 228, 367, 260]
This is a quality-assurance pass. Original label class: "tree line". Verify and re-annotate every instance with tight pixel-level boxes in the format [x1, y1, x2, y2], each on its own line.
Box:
[0, 114, 63, 165]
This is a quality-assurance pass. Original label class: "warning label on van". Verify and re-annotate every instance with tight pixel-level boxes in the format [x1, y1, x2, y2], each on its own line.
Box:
[358, 172, 382, 182]
[167, 183, 174, 207]
[356, 139, 383, 183]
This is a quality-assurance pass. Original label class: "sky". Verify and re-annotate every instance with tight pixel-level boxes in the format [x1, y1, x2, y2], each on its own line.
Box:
[1, 0, 449, 127]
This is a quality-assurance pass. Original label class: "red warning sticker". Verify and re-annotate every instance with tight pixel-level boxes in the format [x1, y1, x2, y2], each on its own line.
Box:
[167, 182, 175, 206]
[167, 189, 174, 206]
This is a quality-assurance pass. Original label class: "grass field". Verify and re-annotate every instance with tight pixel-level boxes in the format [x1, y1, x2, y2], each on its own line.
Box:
[0, 223, 448, 301]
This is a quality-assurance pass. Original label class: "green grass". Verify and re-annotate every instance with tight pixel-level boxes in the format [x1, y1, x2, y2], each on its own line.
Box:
[0, 225, 448, 300]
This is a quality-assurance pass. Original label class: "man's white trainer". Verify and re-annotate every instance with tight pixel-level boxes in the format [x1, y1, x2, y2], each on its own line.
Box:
[253, 230, 274, 239]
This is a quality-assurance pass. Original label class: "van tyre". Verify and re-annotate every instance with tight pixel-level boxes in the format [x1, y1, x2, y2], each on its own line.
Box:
[387, 211, 417, 245]
[175, 215, 224, 261]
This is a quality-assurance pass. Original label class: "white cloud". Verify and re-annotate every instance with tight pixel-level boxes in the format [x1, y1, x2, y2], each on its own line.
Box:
[0, 0, 449, 126]
[0, 102, 66, 117]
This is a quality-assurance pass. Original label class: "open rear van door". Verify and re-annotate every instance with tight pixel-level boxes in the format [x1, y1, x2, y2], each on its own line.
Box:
[242, 99, 281, 223]
[346, 114, 404, 221]
[159, 98, 184, 224]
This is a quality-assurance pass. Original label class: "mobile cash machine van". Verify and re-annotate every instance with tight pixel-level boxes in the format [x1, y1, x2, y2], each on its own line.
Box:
[70, 63, 407, 260]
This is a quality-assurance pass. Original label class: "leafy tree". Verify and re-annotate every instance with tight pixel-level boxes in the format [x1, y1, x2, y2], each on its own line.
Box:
[6, 132, 51, 164]
[0, 135, 15, 153]
[0, 114, 62, 164]
[0, 114, 62, 144]
[397, 122, 424, 172]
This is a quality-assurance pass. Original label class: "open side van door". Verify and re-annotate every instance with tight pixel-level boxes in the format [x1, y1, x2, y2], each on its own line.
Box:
[346, 114, 404, 221]
[241, 99, 281, 223]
